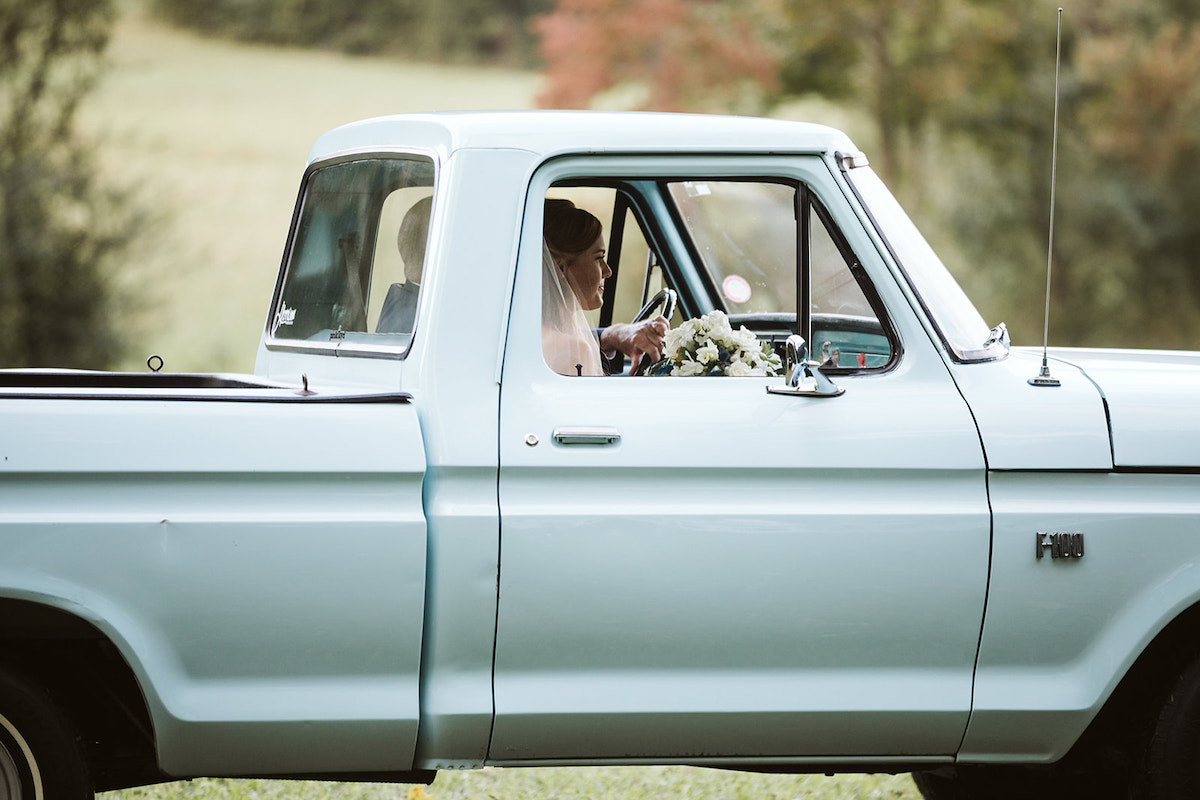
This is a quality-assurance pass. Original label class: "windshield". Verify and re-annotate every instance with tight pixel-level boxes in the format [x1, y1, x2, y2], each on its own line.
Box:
[846, 166, 1001, 362]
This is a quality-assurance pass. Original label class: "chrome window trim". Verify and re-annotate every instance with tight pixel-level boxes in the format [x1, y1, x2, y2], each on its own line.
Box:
[266, 338, 415, 360]
[263, 147, 440, 361]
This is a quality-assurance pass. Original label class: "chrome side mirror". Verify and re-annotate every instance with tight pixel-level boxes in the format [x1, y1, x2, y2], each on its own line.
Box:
[785, 335, 807, 386]
[767, 334, 845, 398]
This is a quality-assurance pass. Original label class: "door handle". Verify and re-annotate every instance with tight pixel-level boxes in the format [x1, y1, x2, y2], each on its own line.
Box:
[552, 426, 621, 446]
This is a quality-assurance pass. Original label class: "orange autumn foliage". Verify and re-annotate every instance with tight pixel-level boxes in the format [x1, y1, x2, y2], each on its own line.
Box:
[532, 0, 775, 112]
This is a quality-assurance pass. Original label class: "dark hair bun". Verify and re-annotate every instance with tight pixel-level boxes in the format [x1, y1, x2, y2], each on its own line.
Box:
[544, 198, 602, 259]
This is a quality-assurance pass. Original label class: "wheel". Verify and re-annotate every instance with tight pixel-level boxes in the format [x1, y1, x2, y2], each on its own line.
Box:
[1145, 656, 1200, 799]
[0, 669, 91, 799]
[911, 768, 1001, 800]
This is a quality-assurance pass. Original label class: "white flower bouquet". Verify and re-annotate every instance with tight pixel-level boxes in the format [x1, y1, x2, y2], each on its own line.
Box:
[648, 310, 783, 377]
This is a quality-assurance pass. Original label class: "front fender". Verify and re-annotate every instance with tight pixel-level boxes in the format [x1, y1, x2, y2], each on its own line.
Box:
[963, 471, 1200, 762]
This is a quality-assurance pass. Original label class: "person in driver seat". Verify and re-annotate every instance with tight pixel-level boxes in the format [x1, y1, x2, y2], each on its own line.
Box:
[542, 198, 669, 376]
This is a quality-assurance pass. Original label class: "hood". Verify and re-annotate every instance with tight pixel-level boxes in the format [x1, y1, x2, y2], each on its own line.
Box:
[1048, 347, 1200, 469]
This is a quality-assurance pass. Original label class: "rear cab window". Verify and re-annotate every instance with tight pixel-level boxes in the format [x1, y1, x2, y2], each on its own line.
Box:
[268, 154, 435, 358]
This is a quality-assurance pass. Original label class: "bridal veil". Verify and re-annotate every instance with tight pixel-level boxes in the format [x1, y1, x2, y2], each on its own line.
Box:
[541, 241, 603, 376]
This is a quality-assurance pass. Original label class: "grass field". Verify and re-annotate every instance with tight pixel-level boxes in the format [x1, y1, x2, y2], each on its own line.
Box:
[101, 766, 921, 800]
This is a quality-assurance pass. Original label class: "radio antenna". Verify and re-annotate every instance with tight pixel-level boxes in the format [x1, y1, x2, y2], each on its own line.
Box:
[1030, 7, 1064, 387]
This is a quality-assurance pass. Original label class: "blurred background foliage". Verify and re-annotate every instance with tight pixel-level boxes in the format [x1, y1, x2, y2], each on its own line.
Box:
[148, 0, 552, 64]
[531, 0, 1200, 349]
[0, 0, 142, 368]
[4, 0, 1198, 370]
[134, 0, 1200, 351]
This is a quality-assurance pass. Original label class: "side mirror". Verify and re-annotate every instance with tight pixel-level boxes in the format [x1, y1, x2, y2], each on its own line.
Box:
[767, 334, 845, 398]
[784, 334, 808, 387]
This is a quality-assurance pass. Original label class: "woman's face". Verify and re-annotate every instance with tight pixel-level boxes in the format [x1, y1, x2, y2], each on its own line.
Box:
[561, 234, 611, 311]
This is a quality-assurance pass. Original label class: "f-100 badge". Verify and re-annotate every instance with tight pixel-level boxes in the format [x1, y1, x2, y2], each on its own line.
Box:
[1036, 531, 1084, 560]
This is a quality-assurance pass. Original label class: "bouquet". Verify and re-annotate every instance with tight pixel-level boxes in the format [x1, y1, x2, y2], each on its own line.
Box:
[649, 310, 782, 377]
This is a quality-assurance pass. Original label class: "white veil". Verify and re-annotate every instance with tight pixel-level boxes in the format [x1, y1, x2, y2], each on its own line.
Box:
[542, 241, 603, 376]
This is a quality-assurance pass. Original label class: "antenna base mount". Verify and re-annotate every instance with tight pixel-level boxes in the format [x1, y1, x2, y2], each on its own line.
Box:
[1028, 362, 1061, 388]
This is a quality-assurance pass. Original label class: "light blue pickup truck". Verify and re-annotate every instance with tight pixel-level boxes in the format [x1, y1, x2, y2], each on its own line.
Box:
[1, 112, 1198, 800]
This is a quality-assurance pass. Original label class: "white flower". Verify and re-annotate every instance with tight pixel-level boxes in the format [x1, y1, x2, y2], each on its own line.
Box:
[708, 311, 734, 339]
[733, 327, 758, 349]
[673, 359, 706, 377]
[649, 310, 781, 378]
[662, 325, 692, 361]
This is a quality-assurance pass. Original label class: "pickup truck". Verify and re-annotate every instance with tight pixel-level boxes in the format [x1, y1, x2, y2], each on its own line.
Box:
[1, 111, 1198, 800]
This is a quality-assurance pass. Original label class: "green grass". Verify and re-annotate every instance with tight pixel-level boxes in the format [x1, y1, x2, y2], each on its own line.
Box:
[102, 766, 921, 800]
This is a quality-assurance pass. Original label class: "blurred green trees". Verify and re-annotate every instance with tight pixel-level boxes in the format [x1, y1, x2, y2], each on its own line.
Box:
[921, 0, 1200, 348]
[0, 0, 139, 368]
[149, 0, 551, 64]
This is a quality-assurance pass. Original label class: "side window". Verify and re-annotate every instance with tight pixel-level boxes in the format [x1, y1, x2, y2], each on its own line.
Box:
[539, 175, 893, 377]
[270, 156, 434, 354]
[808, 204, 891, 368]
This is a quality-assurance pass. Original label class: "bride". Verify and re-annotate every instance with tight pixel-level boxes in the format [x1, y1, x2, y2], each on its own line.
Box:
[542, 198, 669, 376]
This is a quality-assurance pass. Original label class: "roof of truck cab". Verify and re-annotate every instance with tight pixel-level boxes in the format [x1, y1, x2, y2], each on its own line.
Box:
[306, 111, 859, 166]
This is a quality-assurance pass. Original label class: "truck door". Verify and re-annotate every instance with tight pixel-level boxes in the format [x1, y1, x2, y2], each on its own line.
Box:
[494, 155, 990, 765]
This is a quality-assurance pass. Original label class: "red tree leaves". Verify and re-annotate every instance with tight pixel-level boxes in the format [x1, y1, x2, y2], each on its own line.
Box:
[532, 0, 775, 112]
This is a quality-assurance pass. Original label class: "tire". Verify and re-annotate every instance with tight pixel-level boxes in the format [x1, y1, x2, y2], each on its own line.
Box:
[912, 769, 971, 800]
[1146, 656, 1200, 800]
[911, 768, 1012, 800]
[0, 669, 92, 800]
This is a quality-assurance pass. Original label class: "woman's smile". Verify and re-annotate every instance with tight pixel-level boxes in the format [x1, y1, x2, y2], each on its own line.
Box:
[562, 234, 611, 311]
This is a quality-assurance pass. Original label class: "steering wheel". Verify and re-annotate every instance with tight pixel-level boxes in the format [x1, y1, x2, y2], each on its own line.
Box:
[632, 287, 677, 324]
[628, 288, 677, 375]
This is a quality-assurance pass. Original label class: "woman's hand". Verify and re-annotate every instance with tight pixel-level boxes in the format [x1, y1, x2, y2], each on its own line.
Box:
[600, 316, 670, 374]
